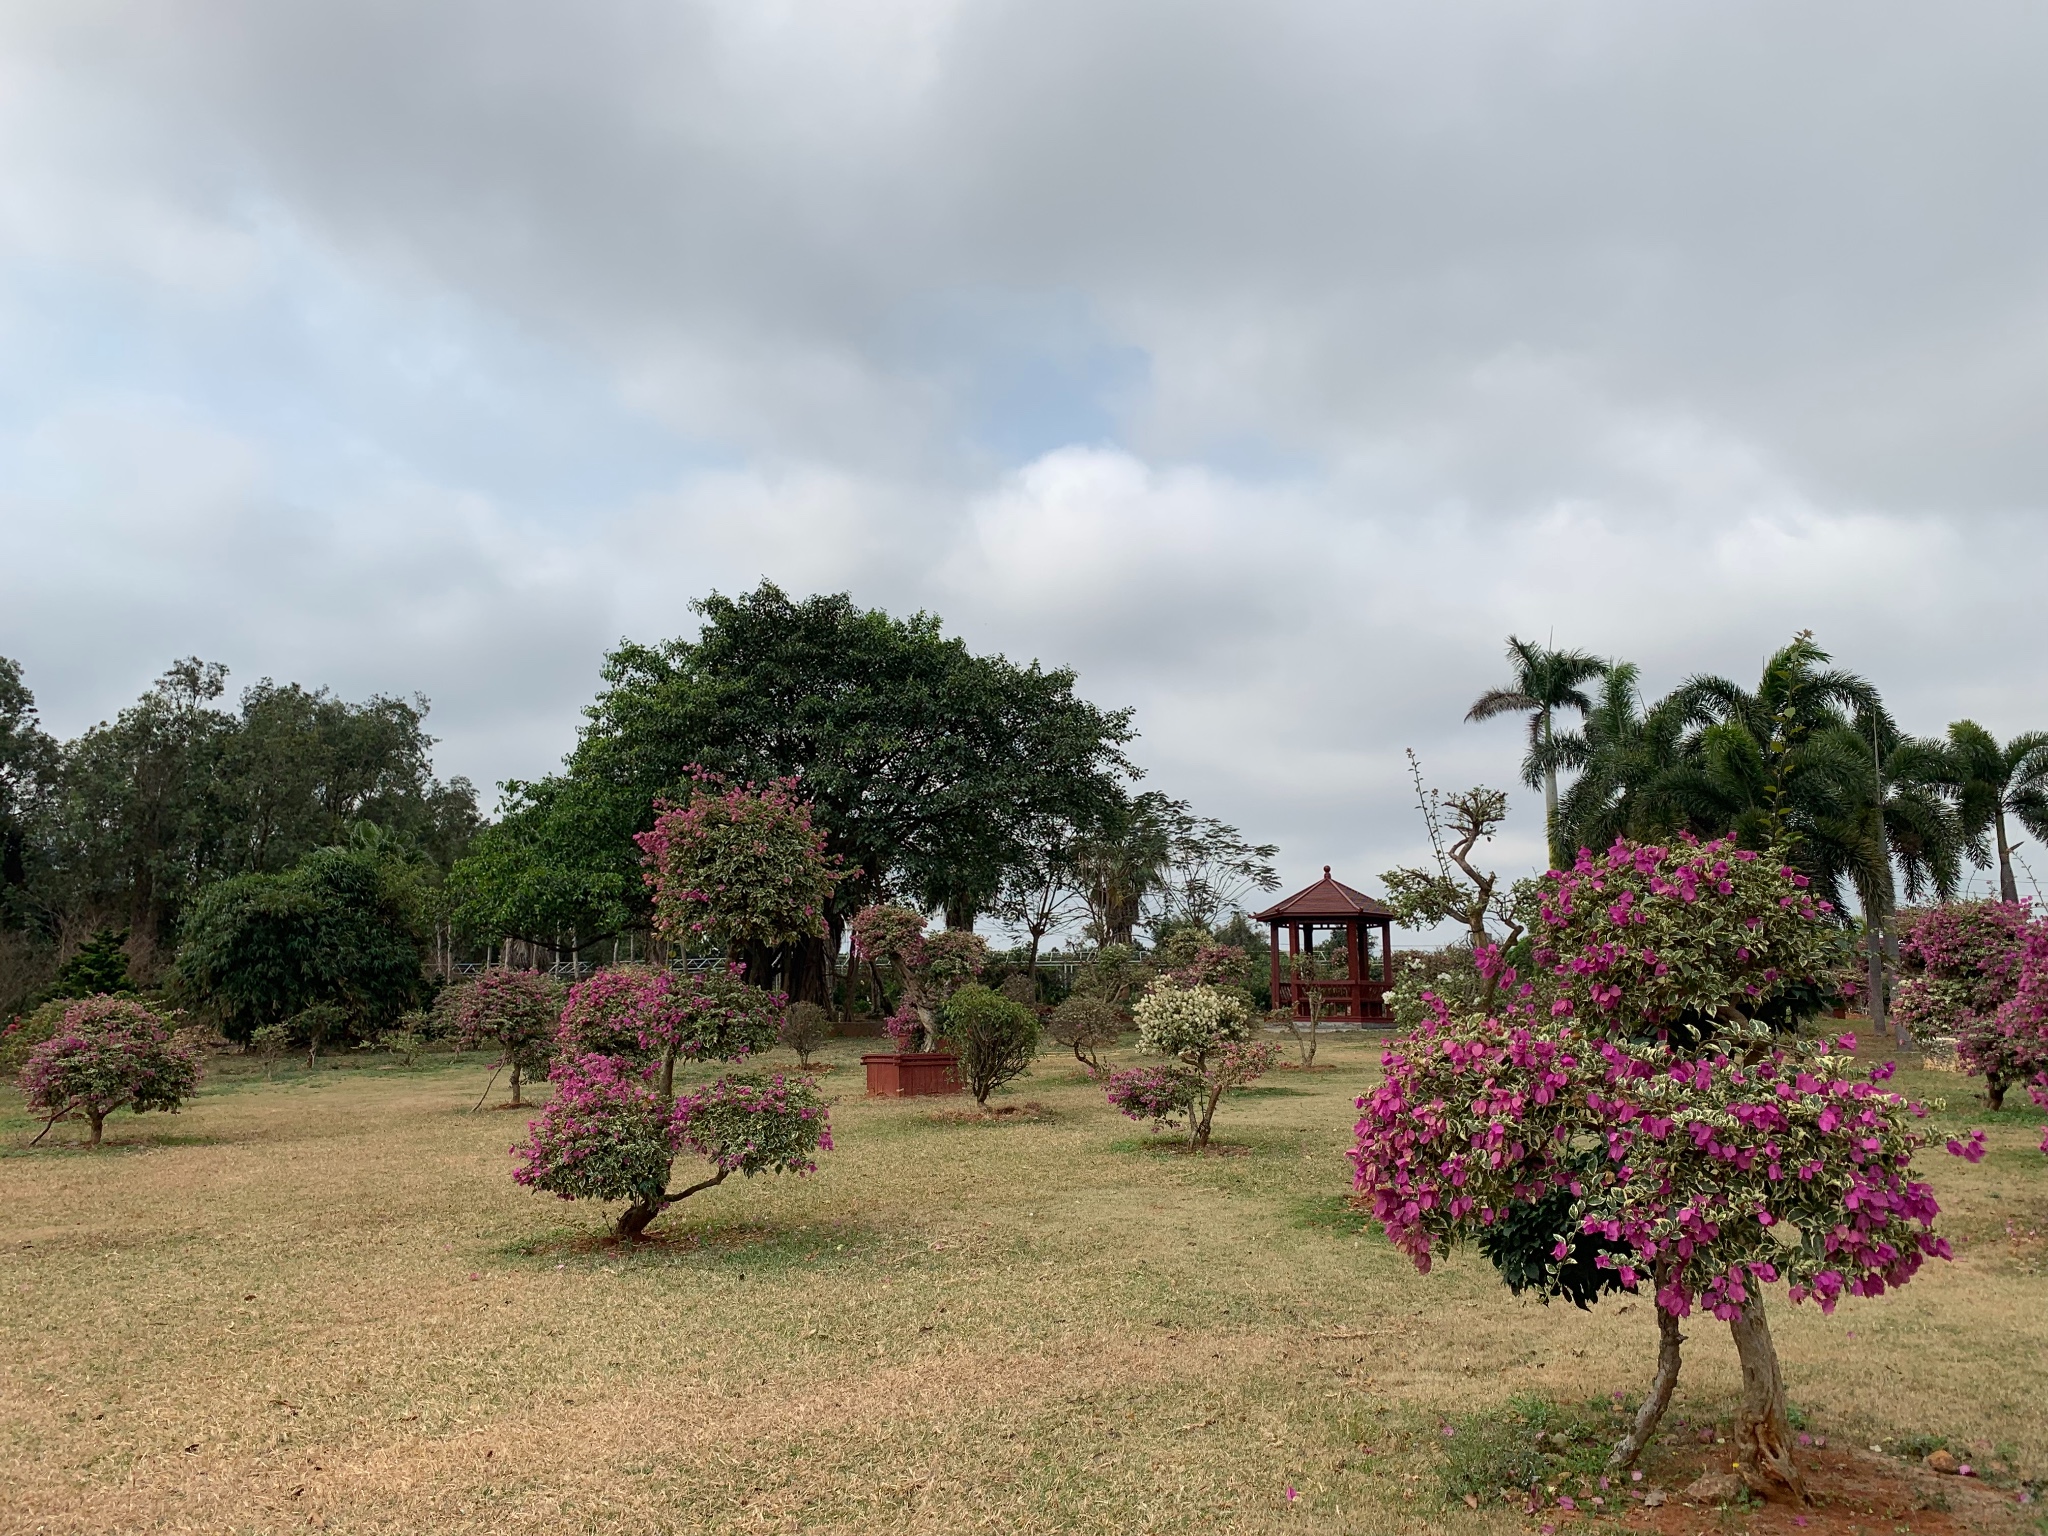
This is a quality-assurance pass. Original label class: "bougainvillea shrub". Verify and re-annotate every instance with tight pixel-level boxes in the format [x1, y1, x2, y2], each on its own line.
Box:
[21, 996, 202, 1148]
[1352, 1005, 1946, 1311]
[1527, 837, 1842, 1038]
[517, 796, 834, 1240]
[1106, 978, 1271, 1148]
[850, 905, 987, 1052]
[444, 968, 561, 1107]
[1894, 901, 2036, 1107]
[1989, 921, 2048, 1151]
[1350, 836, 1949, 1501]
[636, 773, 838, 956]
[557, 963, 780, 1097]
[514, 1057, 830, 1239]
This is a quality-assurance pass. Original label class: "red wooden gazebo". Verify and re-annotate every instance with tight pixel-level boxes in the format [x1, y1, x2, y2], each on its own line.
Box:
[1253, 867, 1398, 1023]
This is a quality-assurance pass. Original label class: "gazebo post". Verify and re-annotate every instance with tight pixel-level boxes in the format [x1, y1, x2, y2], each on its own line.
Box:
[1345, 916, 1363, 1019]
[1268, 920, 1281, 1019]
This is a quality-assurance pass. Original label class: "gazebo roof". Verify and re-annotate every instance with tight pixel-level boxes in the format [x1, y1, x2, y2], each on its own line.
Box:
[1252, 867, 1396, 922]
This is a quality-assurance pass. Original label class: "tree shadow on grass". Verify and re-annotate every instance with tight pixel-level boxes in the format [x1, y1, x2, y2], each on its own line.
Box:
[501, 1214, 886, 1275]
[1104, 1134, 1255, 1158]
[0, 1123, 236, 1157]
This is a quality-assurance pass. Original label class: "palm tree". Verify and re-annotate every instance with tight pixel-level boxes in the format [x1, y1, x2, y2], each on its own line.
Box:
[1936, 721, 2048, 903]
[1549, 664, 1691, 860]
[1467, 637, 1607, 870]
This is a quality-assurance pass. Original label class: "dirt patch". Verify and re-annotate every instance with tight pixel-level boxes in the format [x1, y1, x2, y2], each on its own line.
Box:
[925, 1101, 1051, 1124]
[1612, 1442, 2033, 1535]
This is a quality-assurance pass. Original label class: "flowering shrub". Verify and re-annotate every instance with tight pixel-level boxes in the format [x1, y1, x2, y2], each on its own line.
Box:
[1894, 901, 2035, 1107]
[850, 903, 927, 980]
[673, 1073, 832, 1178]
[516, 957, 821, 1238]
[512, 1057, 830, 1240]
[1105, 1039, 1278, 1147]
[443, 969, 561, 1107]
[513, 1054, 677, 1206]
[557, 963, 781, 1096]
[1529, 837, 1841, 1037]
[1110, 979, 1267, 1147]
[1384, 947, 1486, 1030]
[21, 997, 202, 1149]
[1989, 922, 2048, 1152]
[1132, 978, 1250, 1059]
[636, 773, 838, 954]
[938, 984, 1040, 1106]
[850, 905, 987, 1051]
[1352, 1006, 1945, 1313]
[1351, 836, 1949, 1498]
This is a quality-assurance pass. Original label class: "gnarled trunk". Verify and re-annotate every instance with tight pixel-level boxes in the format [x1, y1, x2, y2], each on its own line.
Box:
[1610, 1284, 1683, 1469]
[1729, 1292, 1808, 1502]
[507, 1062, 524, 1108]
[87, 1108, 106, 1149]
[612, 1167, 730, 1241]
[1987, 1073, 2010, 1111]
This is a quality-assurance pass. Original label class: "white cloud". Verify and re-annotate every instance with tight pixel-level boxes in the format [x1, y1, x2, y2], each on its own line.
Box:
[1, 0, 2044, 915]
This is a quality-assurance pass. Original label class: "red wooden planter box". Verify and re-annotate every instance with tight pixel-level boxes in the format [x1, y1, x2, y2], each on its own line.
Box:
[862, 1051, 963, 1097]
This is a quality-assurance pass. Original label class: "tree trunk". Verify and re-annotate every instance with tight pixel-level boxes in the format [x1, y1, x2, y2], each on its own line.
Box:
[88, 1108, 106, 1149]
[944, 901, 976, 931]
[1729, 1292, 1808, 1502]
[508, 1061, 524, 1108]
[1542, 711, 1561, 872]
[612, 1167, 729, 1241]
[615, 1198, 664, 1240]
[1997, 810, 2019, 905]
[1987, 1073, 2009, 1111]
[1610, 1286, 1684, 1469]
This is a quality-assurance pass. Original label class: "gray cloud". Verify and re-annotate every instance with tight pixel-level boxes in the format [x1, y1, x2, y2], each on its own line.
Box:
[2, 0, 2044, 915]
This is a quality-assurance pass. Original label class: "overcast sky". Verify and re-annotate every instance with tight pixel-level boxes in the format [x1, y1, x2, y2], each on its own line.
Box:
[4, 1, 2045, 919]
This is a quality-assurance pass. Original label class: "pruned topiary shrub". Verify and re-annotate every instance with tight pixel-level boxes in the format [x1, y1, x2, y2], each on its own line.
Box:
[1351, 836, 1949, 1501]
[1106, 978, 1276, 1148]
[940, 984, 1040, 1107]
[445, 969, 562, 1107]
[22, 996, 202, 1149]
[1896, 901, 2037, 1107]
[1047, 994, 1121, 1075]
[778, 1001, 832, 1067]
[512, 780, 838, 1241]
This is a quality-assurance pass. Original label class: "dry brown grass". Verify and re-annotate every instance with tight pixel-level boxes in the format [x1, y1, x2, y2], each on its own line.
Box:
[0, 1032, 2043, 1534]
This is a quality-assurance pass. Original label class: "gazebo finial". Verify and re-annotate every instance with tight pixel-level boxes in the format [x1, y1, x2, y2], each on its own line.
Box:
[1323, 865, 1331, 879]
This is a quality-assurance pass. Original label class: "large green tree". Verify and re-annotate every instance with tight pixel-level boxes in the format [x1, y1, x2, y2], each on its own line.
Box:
[27, 659, 475, 945]
[1934, 720, 2048, 903]
[492, 583, 1136, 995]
[1466, 637, 1607, 869]
[0, 657, 59, 930]
[174, 842, 429, 1043]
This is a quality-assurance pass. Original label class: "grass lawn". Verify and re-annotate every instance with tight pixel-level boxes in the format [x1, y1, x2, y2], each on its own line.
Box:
[1, 1029, 2044, 1534]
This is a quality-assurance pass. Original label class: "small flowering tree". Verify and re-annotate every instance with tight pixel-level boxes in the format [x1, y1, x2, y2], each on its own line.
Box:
[635, 773, 838, 962]
[515, 898, 831, 1238]
[1990, 923, 2048, 1152]
[851, 905, 990, 1051]
[1894, 901, 2036, 1107]
[22, 997, 202, 1149]
[443, 969, 562, 1108]
[1106, 978, 1275, 1148]
[1352, 837, 1947, 1502]
[514, 1056, 831, 1239]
